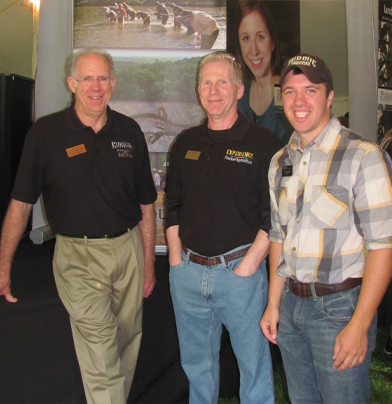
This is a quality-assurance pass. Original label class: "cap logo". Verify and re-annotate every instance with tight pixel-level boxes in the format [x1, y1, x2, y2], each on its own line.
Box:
[287, 56, 317, 68]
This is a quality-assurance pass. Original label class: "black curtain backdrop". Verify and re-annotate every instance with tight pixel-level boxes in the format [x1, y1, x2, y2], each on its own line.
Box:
[0, 237, 240, 404]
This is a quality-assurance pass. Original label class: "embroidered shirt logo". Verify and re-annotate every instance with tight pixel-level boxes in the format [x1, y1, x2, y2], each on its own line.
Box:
[224, 149, 254, 165]
[111, 141, 133, 158]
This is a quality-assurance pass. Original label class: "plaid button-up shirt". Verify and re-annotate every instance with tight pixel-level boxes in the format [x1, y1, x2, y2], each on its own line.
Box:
[269, 117, 392, 283]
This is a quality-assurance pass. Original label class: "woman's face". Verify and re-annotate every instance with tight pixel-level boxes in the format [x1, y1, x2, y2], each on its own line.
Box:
[238, 10, 275, 79]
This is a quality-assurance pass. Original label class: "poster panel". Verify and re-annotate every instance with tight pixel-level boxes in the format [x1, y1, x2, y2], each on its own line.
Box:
[74, 1, 226, 50]
[72, 0, 300, 251]
[109, 54, 205, 248]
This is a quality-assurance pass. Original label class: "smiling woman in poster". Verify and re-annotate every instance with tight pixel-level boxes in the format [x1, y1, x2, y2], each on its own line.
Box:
[235, 0, 292, 144]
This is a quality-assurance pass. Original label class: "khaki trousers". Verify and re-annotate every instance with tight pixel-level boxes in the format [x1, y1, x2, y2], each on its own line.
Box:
[53, 228, 144, 404]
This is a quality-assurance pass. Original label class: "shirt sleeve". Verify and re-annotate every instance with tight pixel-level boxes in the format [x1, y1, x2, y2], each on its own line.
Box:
[11, 121, 46, 204]
[259, 136, 283, 235]
[268, 149, 285, 243]
[134, 124, 157, 205]
[353, 145, 392, 250]
[165, 135, 183, 229]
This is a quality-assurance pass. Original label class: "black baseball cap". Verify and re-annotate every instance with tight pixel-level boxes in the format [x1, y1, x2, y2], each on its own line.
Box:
[280, 53, 333, 89]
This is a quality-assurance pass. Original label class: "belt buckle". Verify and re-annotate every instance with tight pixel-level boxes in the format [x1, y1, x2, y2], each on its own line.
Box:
[210, 256, 217, 267]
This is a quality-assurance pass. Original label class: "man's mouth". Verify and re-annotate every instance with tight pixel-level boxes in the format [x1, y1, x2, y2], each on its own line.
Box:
[294, 111, 310, 118]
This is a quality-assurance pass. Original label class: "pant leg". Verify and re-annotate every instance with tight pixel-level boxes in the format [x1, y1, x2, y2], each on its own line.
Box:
[278, 284, 376, 404]
[53, 231, 143, 404]
[277, 285, 322, 404]
[201, 29, 219, 49]
[110, 228, 144, 397]
[213, 259, 274, 404]
[305, 286, 375, 404]
[170, 255, 222, 404]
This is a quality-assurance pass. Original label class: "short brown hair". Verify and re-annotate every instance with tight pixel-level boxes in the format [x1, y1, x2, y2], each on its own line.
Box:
[234, 0, 282, 81]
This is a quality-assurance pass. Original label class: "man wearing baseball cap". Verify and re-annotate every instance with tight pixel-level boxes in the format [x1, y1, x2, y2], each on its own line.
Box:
[261, 53, 392, 403]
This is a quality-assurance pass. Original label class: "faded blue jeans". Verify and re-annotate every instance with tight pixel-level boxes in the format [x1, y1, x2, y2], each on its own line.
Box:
[169, 244, 274, 404]
[277, 282, 377, 404]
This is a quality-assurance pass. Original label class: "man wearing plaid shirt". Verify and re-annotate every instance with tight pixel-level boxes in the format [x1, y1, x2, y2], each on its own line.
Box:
[261, 53, 392, 404]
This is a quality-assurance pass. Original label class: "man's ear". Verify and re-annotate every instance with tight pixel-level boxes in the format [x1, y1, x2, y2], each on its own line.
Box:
[67, 76, 76, 93]
[237, 83, 245, 100]
[327, 89, 334, 109]
[110, 76, 117, 91]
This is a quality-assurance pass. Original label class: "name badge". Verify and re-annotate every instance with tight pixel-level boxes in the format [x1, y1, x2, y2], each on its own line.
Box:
[66, 144, 87, 158]
[185, 150, 201, 160]
[282, 165, 293, 177]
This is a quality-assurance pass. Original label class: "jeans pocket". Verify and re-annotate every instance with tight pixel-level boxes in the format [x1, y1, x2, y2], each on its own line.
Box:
[228, 258, 261, 279]
[170, 261, 184, 270]
[320, 286, 360, 321]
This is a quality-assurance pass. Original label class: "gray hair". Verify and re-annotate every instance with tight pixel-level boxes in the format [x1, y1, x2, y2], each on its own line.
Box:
[198, 52, 243, 86]
[67, 48, 115, 78]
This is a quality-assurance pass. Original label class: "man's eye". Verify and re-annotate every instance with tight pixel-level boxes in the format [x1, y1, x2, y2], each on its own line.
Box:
[98, 77, 109, 83]
[83, 77, 93, 82]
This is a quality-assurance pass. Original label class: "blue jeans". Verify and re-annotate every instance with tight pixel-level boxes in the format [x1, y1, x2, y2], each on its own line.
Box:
[277, 282, 377, 404]
[169, 245, 274, 404]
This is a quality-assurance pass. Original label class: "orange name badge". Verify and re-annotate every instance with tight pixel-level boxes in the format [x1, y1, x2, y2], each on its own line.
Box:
[185, 150, 201, 160]
[66, 144, 87, 158]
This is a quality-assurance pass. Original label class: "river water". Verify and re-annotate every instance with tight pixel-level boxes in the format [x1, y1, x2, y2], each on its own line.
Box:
[74, 6, 226, 50]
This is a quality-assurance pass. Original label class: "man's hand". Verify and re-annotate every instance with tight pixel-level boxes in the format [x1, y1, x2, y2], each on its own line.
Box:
[234, 262, 258, 277]
[138, 203, 156, 299]
[332, 322, 368, 371]
[143, 267, 156, 299]
[234, 230, 270, 277]
[0, 199, 32, 303]
[260, 305, 280, 344]
[0, 271, 17, 303]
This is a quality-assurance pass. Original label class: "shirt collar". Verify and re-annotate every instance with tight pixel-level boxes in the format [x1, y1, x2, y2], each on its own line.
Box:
[65, 101, 121, 135]
[288, 116, 340, 159]
[192, 112, 250, 142]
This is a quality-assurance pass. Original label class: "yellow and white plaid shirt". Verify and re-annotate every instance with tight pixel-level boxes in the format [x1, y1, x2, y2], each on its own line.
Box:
[269, 117, 392, 283]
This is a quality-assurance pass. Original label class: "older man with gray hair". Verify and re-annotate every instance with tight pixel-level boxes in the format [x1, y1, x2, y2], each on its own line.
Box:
[166, 51, 281, 404]
[0, 49, 157, 404]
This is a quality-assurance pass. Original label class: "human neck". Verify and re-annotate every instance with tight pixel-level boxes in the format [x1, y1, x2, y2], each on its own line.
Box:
[74, 106, 107, 134]
[208, 111, 238, 131]
[254, 74, 279, 94]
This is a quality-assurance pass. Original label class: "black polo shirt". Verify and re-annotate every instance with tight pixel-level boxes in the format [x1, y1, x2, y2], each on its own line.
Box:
[11, 103, 157, 237]
[166, 113, 282, 257]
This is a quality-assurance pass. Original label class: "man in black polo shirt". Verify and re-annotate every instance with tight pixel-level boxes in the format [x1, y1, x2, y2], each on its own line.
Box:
[165, 52, 281, 404]
[0, 50, 157, 404]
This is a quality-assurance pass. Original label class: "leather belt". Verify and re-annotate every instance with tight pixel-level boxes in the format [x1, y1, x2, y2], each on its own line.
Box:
[289, 277, 362, 298]
[181, 245, 250, 267]
[60, 230, 128, 239]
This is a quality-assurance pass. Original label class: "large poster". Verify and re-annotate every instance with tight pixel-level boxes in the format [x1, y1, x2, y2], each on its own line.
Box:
[109, 54, 204, 246]
[73, 0, 300, 251]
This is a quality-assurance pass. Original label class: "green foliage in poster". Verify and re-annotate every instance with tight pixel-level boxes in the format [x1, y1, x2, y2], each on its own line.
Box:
[112, 57, 200, 102]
